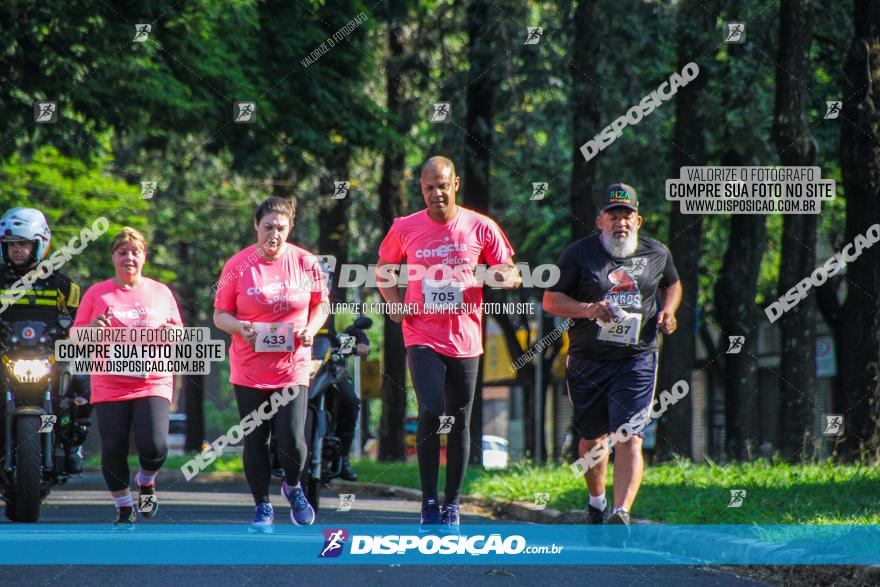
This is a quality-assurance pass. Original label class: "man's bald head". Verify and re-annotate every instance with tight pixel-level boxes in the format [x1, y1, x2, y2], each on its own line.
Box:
[421, 156, 456, 179]
[420, 156, 460, 221]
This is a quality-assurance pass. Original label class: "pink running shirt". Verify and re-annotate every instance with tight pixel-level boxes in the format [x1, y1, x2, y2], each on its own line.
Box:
[73, 278, 183, 404]
[378, 207, 514, 357]
[214, 243, 328, 389]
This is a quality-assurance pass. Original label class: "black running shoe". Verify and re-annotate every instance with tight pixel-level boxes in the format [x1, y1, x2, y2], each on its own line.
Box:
[607, 508, 630, 526]
[339, 457, 358, 482]
[64, 446, 84, 475]
[587, 502, 608, 524]
[138, 483, 158, 518]
[113, 505, 136, 529]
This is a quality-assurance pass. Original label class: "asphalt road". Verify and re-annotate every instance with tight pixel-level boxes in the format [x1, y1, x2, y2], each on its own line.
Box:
[0, 472, 766, 587]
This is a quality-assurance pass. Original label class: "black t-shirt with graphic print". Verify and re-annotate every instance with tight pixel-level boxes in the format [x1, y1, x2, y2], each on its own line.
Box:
[548, 234, 679, 361]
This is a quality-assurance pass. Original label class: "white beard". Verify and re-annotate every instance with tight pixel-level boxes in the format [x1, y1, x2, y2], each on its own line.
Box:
[600, 230, 639, 258]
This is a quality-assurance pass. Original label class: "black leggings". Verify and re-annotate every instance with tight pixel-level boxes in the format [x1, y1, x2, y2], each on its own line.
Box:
[234, 385, 308, 505]
[94, 396, 170, 492]
[406, 346, 479, 505]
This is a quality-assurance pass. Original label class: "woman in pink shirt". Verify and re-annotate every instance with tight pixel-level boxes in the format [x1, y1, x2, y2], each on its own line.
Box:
[214, 197, 329, 530]
[73, 228, 183, 528]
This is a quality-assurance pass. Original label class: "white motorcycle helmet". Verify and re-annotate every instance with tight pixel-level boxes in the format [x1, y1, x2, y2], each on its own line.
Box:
[0, 207, 51, 265]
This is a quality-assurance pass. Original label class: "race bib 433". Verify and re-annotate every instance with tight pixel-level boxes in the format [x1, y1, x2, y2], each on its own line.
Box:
[253, 322, 296, 352]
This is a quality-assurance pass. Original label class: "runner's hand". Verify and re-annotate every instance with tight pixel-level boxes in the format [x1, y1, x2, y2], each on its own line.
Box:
[389, 305, 409, 324]
[487, 264, 522, 289]
[239, 320, 257, 344]
[90, 306, 114, 328]
[356, 343, 369, 358]
[162, 315, 183, 329]
[584, 301, 617, 323]
[298, 329, 314, 347]
[657, 310, 677, 334]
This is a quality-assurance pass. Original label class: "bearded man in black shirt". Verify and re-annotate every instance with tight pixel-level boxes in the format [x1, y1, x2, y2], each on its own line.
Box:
[543, 183, 682, 529]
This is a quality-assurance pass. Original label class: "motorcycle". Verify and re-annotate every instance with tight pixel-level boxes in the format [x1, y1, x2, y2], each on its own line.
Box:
[0, 318, 90, 522]
[271, 316, 371, 511]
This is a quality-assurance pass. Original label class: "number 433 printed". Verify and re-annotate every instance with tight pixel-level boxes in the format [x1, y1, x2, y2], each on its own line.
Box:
[253, 322, 295, 352]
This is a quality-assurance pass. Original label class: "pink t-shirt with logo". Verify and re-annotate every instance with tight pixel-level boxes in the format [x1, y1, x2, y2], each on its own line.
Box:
[378, 207, 515, 357]
[72, 278, 183, 404]
[214, 243, 328, 389]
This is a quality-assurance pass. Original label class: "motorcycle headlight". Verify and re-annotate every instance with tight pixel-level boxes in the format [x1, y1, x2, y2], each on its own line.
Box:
[7, 359, 52, 383]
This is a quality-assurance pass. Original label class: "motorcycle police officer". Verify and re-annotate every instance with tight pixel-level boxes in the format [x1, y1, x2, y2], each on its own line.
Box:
[0, 207, 91, 474]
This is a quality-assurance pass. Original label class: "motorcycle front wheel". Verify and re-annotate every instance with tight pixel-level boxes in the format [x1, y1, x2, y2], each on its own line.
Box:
[7, 416, 43, 522]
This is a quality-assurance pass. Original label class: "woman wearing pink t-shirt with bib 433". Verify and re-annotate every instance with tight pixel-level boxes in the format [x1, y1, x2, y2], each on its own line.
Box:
[214, 197, 329, 531]
[73, 228, 184, 529]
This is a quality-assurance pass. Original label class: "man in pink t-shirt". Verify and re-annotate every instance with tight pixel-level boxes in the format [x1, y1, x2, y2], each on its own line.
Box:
[376, 156, 521, 534]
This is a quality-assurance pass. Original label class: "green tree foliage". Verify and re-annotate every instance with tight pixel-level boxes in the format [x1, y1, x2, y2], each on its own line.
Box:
[0, 146, 145, 280]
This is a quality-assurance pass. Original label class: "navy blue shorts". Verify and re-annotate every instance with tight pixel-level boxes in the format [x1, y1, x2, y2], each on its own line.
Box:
[565, 351, 658, 441]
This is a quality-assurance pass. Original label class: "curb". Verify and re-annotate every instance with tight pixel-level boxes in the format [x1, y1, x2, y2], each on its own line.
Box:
[84, 469, 866, 564]
[328, 479, 651, 525]
[328, 479, 857, 564]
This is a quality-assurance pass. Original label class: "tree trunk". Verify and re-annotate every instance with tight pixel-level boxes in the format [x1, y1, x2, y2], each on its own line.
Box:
[717, 223, 767, 461]
[464, 0, 501, 464]
[715, 209, 766, 461]
[569, 0, 600, 240]
[463, 0, 494, 215]
[318, 159, 351, 306]
[378, 15, 409, 462]
[836, 0, 880, 458]
[713, 32, 769, 462]
[772, 0, 818, 461]
[656, 0, 716, 460]
[177, 226, 205, 453]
